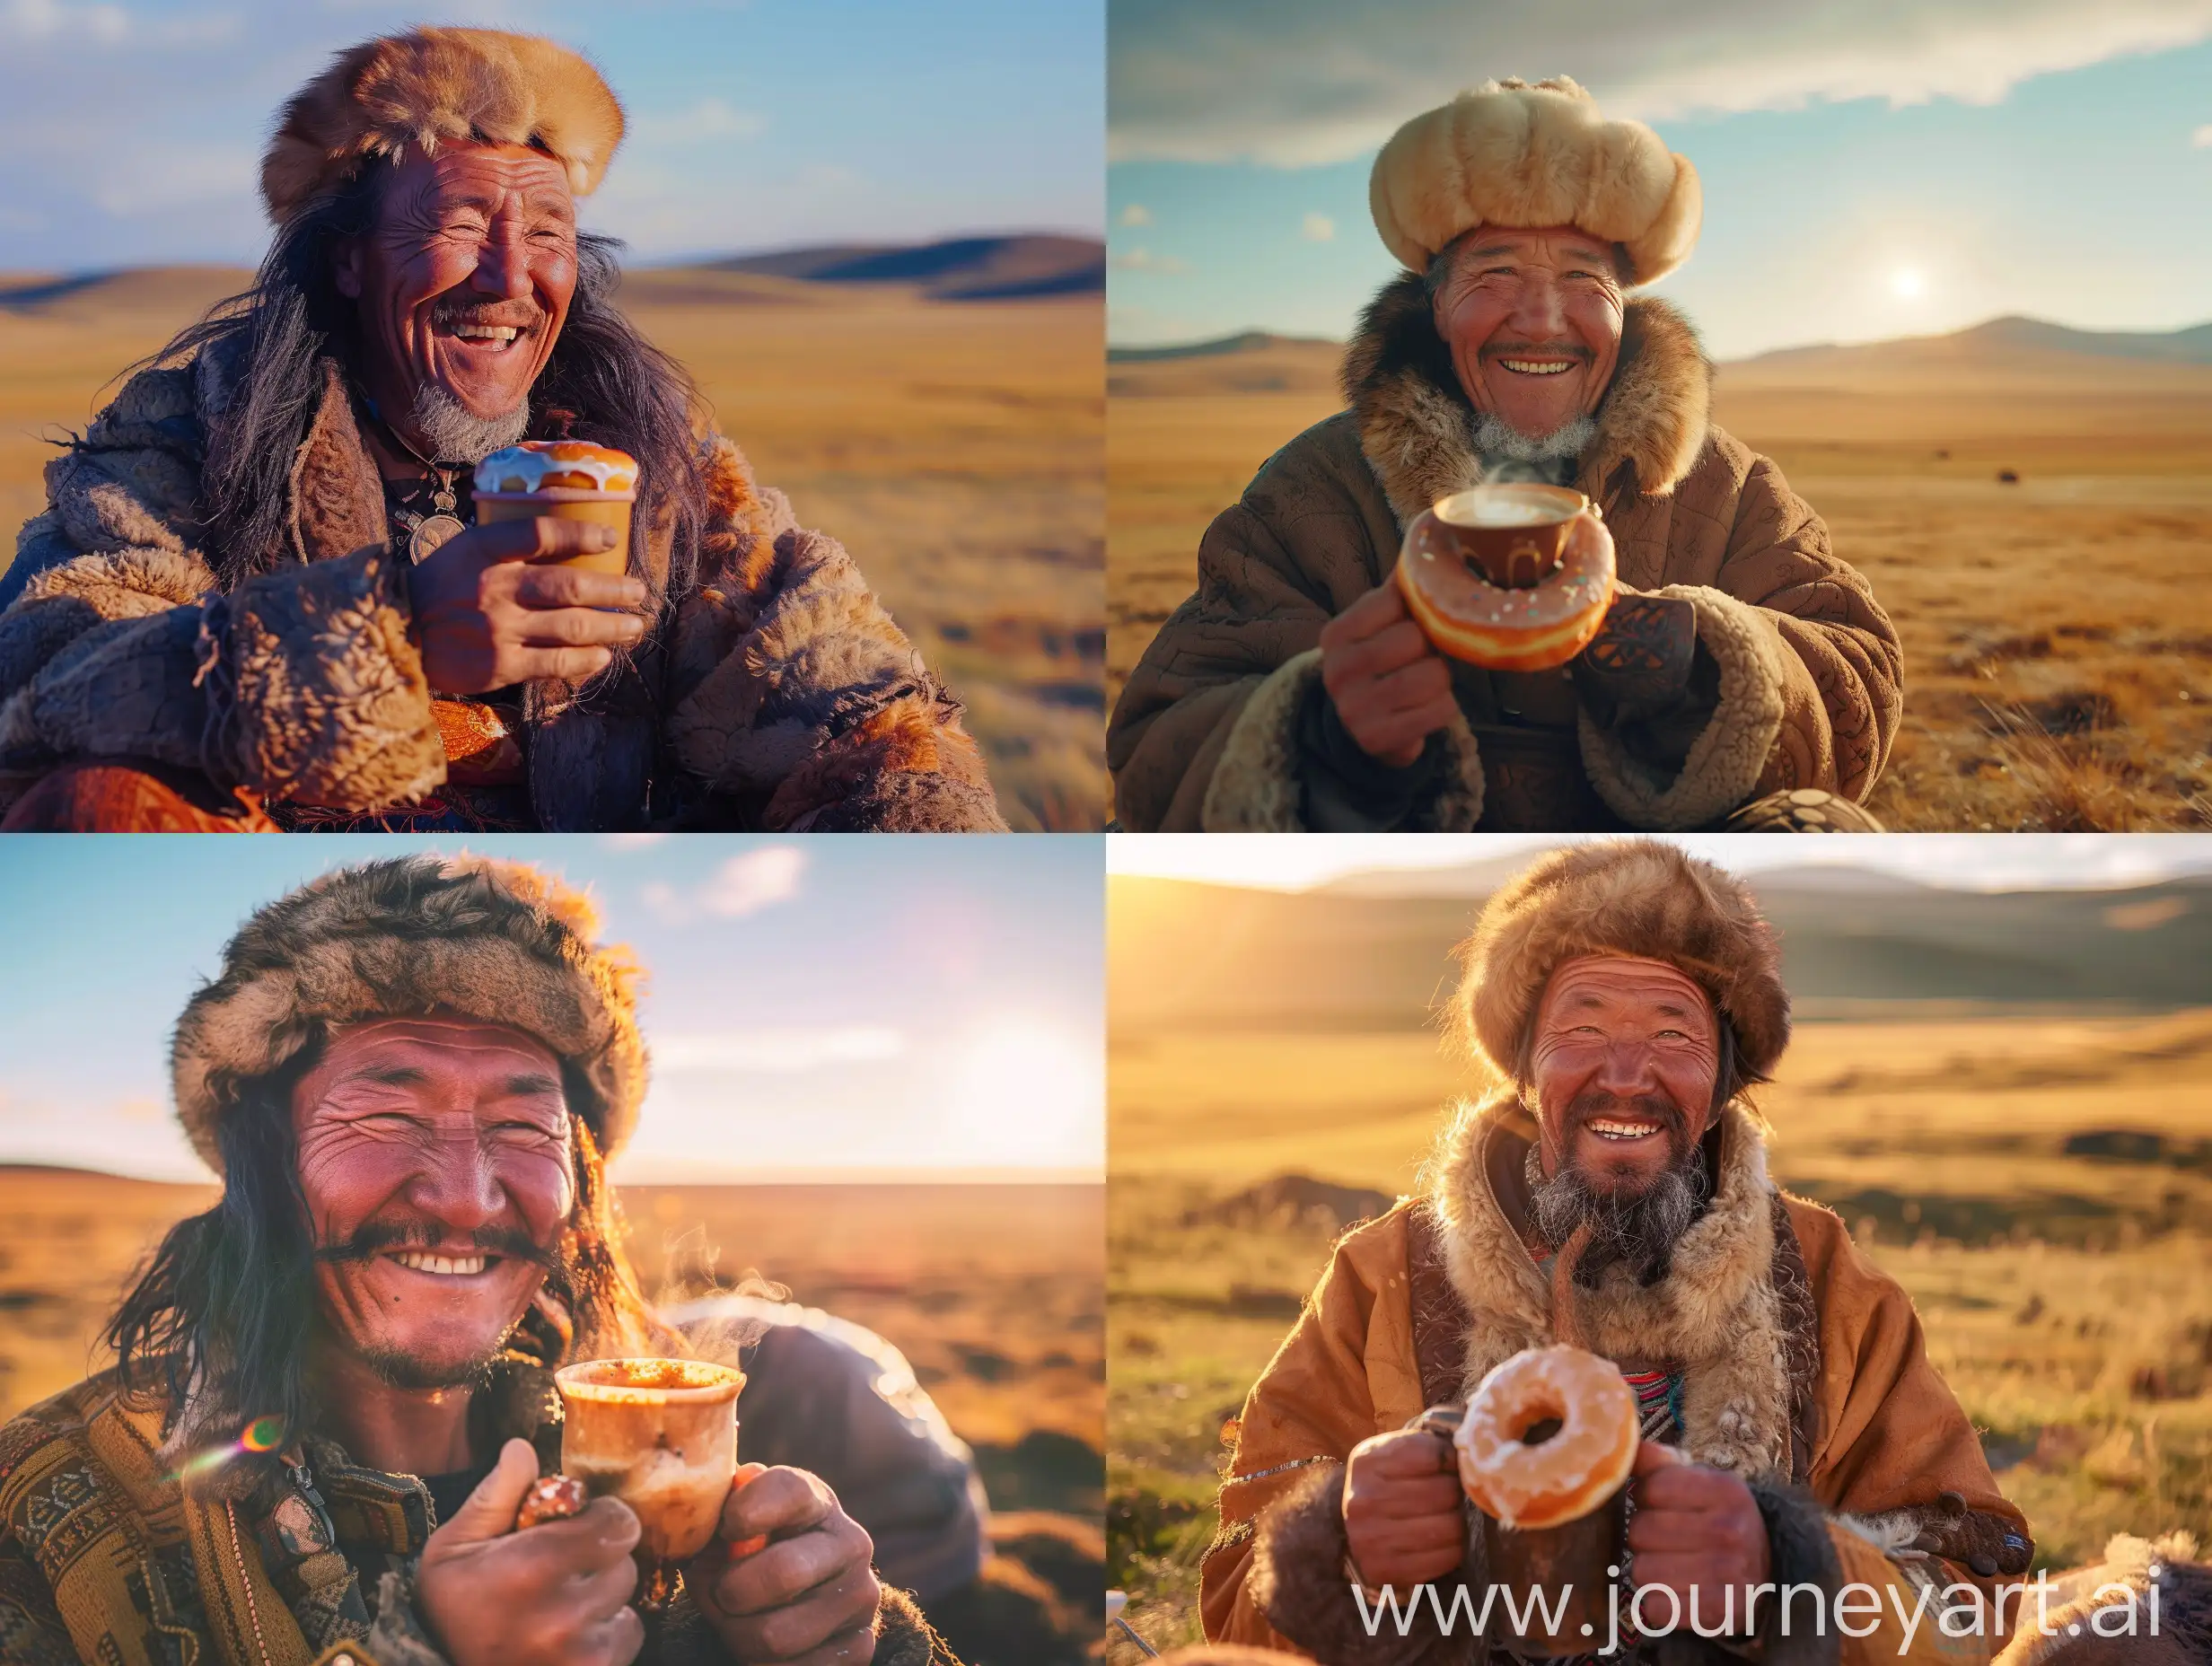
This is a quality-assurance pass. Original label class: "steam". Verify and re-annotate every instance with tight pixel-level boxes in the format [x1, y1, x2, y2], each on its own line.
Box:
[1473, 412, 1596, 485]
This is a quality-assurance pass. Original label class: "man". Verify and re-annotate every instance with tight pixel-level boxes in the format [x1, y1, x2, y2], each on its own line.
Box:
[0, 855, 980, 1665]
[0, 28, 1005, 833]
[1207, 842, 2034, 1663]
[1110, 77, 1899, 833]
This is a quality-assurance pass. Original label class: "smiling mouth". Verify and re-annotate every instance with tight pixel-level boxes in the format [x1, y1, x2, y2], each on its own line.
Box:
[1496, 357, 1578, 376]
[433, 318, 533, 354]
[1586, 1118, 1663, 1143]
[383, 1250, 496, 1277]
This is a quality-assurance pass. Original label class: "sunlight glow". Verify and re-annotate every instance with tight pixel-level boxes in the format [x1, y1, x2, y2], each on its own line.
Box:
[946, 1018, 1103, 1165]
[1889, 267, 1927, 300]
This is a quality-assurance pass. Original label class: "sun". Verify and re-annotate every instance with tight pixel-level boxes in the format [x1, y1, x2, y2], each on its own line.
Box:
[1889, 267, 1927, 301]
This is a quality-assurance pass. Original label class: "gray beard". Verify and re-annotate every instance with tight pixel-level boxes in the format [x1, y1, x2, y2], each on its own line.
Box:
[1472, 411, 1596, 487]
[410, 383, 531, 464]
[1526, 1136, 1709, 1289]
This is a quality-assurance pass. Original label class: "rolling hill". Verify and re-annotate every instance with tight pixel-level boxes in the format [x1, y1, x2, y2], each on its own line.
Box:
[704, 233, 1102, 300]
[1108, 870, 2212, 1034]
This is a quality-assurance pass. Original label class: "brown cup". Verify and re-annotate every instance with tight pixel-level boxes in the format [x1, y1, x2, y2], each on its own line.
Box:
[1415, 484, 1595, 590]
[477, 489, 634, 575]
[1478, 1483, 1628, 1657]
[554, 1358, 744, 1565]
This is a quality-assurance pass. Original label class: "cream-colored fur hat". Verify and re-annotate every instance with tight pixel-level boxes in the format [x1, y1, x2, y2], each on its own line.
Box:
[1449, 840, 1789, 1082]
[1369, 76, 1700, 285]
[262, 27, 626, 224]
[171, 854, 647, 1171]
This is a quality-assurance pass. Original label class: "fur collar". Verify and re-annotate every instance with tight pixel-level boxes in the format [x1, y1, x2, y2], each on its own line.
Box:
[1339, 272, 1713, 526]
[1424, 1095, 1793, 1477]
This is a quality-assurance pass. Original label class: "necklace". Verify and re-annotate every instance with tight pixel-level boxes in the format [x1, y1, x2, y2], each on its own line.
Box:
[372, 405, 469, 564]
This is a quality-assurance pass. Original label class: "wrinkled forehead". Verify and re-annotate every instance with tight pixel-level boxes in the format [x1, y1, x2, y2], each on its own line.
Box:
[294, 1015, 566, 1111]
[1536, 954, 1715, 1025]
[1443, 223, 1618, 270]
[377, 140, 577, 215]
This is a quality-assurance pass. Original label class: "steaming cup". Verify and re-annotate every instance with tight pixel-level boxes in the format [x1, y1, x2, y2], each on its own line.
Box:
[554, 1358, 744, 1565]
[1409, 483, 1595, 589]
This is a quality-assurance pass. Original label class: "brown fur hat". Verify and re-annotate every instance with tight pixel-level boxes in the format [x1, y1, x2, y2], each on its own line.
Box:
[1449, 840, 1788, 1082]
[171, 854, 646, 1171]
[1369, 75, 1701, 284]
[262, 27, 626, 224]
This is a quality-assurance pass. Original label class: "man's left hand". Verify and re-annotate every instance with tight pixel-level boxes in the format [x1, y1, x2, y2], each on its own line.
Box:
[686, 1464, 881, 1664]
[1627, 1442, 1771, 1635]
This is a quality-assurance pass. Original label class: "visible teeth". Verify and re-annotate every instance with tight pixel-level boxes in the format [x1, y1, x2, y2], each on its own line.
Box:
[391, 1250, 489, 1276]
[1589, 1119, 1658, 1140]
[452, 324, 520, 342]
[1500, 358, 1573, 374]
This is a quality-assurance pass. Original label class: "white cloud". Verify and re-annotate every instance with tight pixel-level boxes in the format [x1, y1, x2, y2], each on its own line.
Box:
[2194, 121, 2212, 145]
[634, 97, 768, 146]
[601, 833, 671, 849]
[653, 1025, 905, 1074]
[1110, 0, 2212, 164]
[1119, 202, 1154, 226]
[1111, 246, 1190, 274]
[1300, 210, 1335, 241]
[639, 846, 806, 923]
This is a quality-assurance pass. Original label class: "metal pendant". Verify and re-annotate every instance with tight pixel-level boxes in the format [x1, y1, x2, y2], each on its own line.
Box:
[409, 513, 466, 564]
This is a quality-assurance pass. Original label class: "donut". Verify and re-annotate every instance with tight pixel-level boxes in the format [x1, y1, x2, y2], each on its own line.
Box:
[1394, 498, 1616, 671]
[1453, 1345, 1638, 1530]
[475, 440, 639, 497]
[515, 1473, 589, 1530]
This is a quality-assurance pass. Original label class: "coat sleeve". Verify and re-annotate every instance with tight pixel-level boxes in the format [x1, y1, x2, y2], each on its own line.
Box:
[661, 436, 1005, 830]
[1579, 452, 1901, 829]
[0, 367, 444, 813]
[1107, 419, 1484, 833]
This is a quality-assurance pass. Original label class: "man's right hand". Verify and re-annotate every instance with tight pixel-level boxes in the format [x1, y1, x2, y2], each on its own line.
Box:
[1342, 1427, 1466, 1590]
[417, 1438, 645, 1666]
[1317, 581, 1458, 767]
[408, 519, 649, 694]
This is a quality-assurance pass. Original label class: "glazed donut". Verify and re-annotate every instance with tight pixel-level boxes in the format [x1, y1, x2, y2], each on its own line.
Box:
[1394, 497, 1616, 671]
[475, 440, 639, 497]
[1453, 1345, 1638, 1530]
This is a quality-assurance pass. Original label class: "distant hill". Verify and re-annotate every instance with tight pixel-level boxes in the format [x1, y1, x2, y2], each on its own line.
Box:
[1109, 872, 2212, 1034]
[0, 265, 253, 320]
[1734, 314, 2212, 372]
[1108, 330, 1333, 364]
[702, 234, 1102, 301]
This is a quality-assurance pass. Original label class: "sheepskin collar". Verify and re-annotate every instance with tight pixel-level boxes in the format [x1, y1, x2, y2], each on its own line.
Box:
[1423, 1095, 1795, 1477]
[1339, 272, 1713, 527]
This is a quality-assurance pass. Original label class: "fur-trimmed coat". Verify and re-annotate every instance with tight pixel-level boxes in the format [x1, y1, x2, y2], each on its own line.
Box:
[1206, 1100, 2032, 1664]
[1108, 278, 1901, 831]
[0, 345, 1006, 831]
[0, 1297, 977, 1665]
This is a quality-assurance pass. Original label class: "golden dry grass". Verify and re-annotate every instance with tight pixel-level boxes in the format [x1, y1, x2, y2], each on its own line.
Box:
[0, 267, 1105, 829]
[1106, 334, 2212, 829]
[1106, 1011, 2212, 1655]
[0, 1171, 1102, 1513]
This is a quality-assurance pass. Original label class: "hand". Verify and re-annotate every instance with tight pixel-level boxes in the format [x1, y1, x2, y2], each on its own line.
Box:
[687, 1463, 882, 1664]
[1341, 1428, 1465, 1590]
[1627, 1442, 1771, 1635]
[417, 1438, 644, 1666]
[1317, 581, 1458, 767]
[407, 518, 649, 694]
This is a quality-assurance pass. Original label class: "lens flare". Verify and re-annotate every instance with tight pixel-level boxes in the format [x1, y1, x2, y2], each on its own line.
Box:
[170, 1415, 289, 1482]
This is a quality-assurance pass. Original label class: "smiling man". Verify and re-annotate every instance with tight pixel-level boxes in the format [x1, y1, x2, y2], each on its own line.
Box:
[0, 28, 1004, 833]
[1110, 76, 1900, 833]
[1204, 841, 2035, 1664]
[0, 855, 984, 1665]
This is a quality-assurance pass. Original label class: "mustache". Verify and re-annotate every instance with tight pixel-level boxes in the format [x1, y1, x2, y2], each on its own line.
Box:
[1559, 1089, 1689, 1147]
[313, 1221, 555, 1268]
[427, 298, 545, 332]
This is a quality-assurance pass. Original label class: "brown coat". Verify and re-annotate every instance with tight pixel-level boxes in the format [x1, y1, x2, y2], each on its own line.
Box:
[1109, 278, 1901, 831]
[1207, 1100, 2032, 1663]
[0, 346, 1005, 831]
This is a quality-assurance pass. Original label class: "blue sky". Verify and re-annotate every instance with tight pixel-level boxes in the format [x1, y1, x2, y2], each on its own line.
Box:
[0, 835, 1103, 1184]
[1108, 1, 2212, 355]
[0, 0, 1103, 271]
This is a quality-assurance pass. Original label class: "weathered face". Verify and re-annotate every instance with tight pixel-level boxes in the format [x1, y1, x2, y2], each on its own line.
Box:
[1526, 954, 1719, 1195]
[333, 141, 578, 435]
[1429, 225, 1626, 443]
[293, 1017, 575, 1389]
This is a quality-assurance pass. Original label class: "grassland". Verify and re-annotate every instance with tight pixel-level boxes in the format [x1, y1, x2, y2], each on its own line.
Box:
[1106, 1011, 2212, 1658]
[0, 266, 1104, 829]
[1106, 331, 2212, 829]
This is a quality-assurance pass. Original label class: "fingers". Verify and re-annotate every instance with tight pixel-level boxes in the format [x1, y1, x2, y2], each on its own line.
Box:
[522, 1495, 644, 1565]
[1351, 1429, 1454, 1477]
[511, 564, 650, 612]
[1321, 618, 1435, 690]
[585, 1604, 646, 1666]
[434, 1438, 541, 1545]
[710, 1561, 882, 1662]
[1630, 1438, 1680, 1477]
[720, 1467, 838, 1545]
[511, 605, 649, 649]
[466, 516, 624, 566]
[709, 1508, 871, 1618]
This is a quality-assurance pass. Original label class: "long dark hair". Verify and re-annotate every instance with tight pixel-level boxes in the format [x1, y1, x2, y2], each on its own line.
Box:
[105, 1036, 673, 1470]
[145, 164, 710, 603]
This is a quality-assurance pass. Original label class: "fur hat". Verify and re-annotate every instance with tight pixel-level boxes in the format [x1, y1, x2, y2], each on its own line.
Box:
[262, 27, 626, 225]
[171, 854, 647, 1172]
[1449, 840, 1788, 1082]
[1368, 76, 1700, 285]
